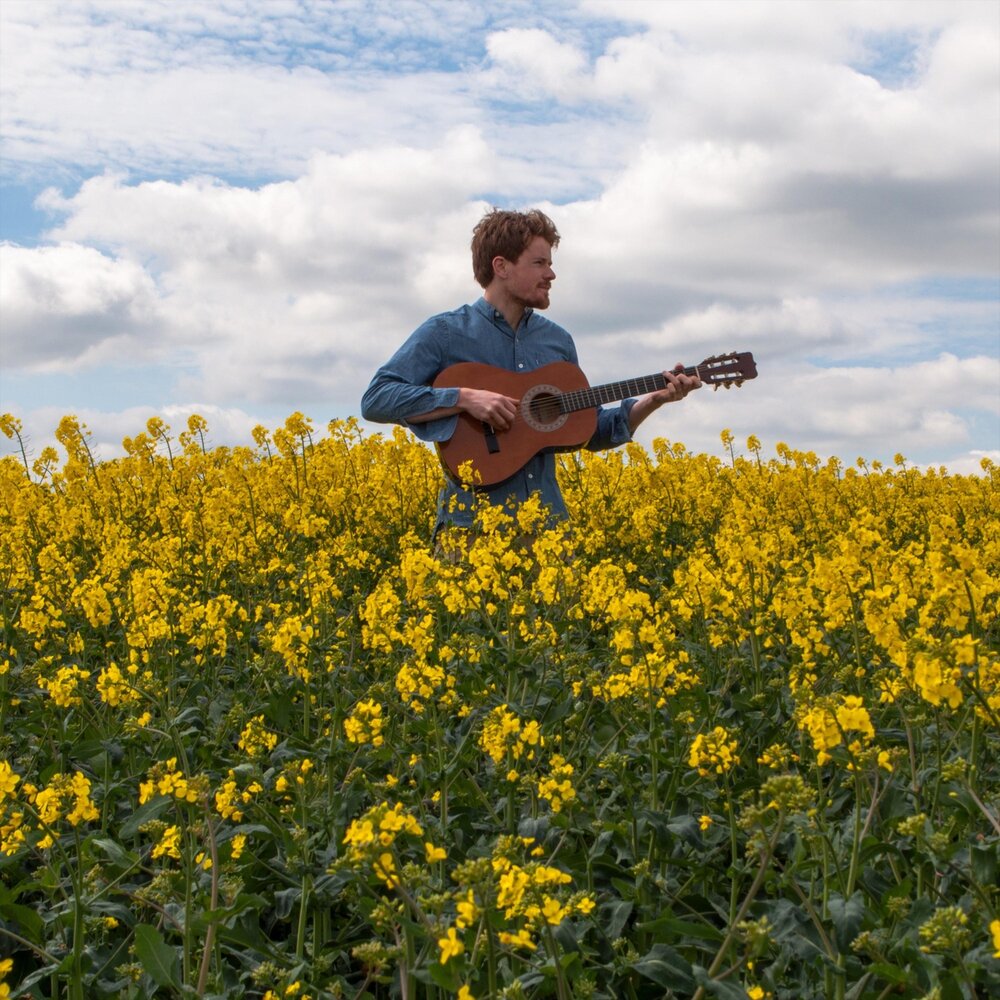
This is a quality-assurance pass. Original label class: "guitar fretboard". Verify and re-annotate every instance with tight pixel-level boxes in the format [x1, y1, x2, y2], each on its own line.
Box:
[559, 366, 699, 413]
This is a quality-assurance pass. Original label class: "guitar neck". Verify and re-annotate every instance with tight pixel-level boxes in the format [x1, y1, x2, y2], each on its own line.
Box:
[560, 366, 698, 413]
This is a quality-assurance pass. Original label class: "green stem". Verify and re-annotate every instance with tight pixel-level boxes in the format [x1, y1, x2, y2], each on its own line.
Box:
[545, 924, 571, 1000]
[691, 820, 783, 1000]
[196, 811, 221, 994]
[486, 917, 498, 999]
[70, 829, 85, 1000]
[845, 769, 865, 898]
[725, 778, 740, 924]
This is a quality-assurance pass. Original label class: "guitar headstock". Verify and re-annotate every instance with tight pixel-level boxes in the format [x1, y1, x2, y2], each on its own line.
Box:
[695, 352, 758, 389]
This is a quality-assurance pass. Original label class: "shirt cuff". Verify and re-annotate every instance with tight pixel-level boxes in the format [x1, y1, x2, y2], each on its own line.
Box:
[404, 386, 460, 442]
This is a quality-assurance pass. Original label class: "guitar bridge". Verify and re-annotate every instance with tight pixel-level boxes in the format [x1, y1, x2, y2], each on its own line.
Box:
[481, 422, 501, 454]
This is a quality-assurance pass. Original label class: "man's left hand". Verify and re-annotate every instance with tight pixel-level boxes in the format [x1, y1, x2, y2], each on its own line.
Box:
[651, 363, 701, 404]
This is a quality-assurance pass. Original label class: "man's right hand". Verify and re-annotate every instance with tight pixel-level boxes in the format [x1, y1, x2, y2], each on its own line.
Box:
[457, 388, 520, 430]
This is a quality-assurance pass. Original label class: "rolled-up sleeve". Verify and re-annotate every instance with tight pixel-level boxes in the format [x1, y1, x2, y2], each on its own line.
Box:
[586, 399, 636, 451]
[360, 319, 461, 443]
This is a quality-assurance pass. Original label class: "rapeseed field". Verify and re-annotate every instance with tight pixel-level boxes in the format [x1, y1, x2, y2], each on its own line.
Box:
[0, 412, 997, 1000]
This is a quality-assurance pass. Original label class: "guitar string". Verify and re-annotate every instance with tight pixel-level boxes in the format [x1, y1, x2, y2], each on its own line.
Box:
[461, 357, 749, 431]
[478, 368, 691, 430]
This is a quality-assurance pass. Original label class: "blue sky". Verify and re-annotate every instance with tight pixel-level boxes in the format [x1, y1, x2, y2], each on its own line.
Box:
[1, 0, 998, 473]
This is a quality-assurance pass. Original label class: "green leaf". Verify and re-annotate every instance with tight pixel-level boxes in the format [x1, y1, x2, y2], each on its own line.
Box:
[119, 796, 172, 840]
[274, 885, 301, 920]
[692, 964, 752, 998]
[600, 899, 633, 939]
[828, 891, 865, 951]
[868, 961, 916, 986]
[425, 959, 461, 991]
[133, 923, 181, 989]
[971, 843, 998, 886]
[666, 813, 701, 844]
[16, 962, 66, 996]
[629, 943, 695, 991]
[195, 893, 269, 928]
[0, 900, 44, 941]
[636, 913, 725, 943]
[90, 836, 139, 870]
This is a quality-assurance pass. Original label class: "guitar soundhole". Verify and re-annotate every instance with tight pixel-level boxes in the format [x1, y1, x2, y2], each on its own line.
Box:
[522, 385, 568, 432]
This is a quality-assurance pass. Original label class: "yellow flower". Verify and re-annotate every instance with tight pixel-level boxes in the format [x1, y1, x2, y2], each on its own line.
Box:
[373, 851, 399, 888]
[96, 662, 139, 707]
[456, 889, 479, 928]
[498, 927, 536, 951]
[541, 896, 565, 925]
[425, 842, 447, 863]
[458, 987, 475, 1000]
[688, 726, 740, 777]
[38, 665, 90, 708]
[835, 696, 874, 738]
[0, 761, 20, 801]
[698, 814, 713, 832]
[438, 926, 464, 964]
[152, 825, 182, 861]
[991, 918, 1000, 959]
[344, 699, 385, 747]
[238, 715, 278, 758]
[537, 755, 576, 812]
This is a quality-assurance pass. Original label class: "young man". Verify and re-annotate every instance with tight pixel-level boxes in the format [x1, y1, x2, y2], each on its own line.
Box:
[361, 208, 700, 534]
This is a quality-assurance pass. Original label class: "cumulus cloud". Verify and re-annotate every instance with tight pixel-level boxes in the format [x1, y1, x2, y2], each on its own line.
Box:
[7, 130, 495, 406]
[625, 353, 999, 471]
[0, 242, 161, 369]
[484, 29, 591, 101]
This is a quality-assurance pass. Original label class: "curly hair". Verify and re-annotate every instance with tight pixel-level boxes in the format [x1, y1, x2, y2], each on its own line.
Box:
[470, 208, 560, 288]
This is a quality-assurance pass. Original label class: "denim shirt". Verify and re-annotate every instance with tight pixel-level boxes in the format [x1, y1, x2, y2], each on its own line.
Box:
[361, 298, 636, 530]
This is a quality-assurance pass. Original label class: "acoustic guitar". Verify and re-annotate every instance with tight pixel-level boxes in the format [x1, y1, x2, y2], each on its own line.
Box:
[433, 351, 757, 486]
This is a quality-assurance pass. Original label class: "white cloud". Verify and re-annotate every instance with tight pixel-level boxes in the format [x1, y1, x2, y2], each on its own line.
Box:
[0, 242, 161, 369]
[484, 29, 590, 101]
[6, 131, 494, 406]
[626, 353, 999, 470]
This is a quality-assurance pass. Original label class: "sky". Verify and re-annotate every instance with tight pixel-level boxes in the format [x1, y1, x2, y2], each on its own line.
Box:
[1, 0, 998, 474]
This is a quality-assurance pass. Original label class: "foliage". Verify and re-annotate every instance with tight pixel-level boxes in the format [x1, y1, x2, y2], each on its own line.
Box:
[0, 411, 998, 1000]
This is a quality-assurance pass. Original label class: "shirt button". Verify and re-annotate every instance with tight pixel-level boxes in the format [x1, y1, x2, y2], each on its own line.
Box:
[527, 473, 534, 479]
[518, 363, 524, 368]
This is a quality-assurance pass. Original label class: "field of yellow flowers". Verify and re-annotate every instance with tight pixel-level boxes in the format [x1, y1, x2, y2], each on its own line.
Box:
[1, 411, 998, 1000]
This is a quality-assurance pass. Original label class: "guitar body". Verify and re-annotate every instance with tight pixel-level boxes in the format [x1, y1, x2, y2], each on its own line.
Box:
[430, 351, 757, 487]
[434, 361, 598, 486]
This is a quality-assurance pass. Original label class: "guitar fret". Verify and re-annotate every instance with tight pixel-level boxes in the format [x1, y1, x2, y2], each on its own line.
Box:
[562, 371, 689, 412]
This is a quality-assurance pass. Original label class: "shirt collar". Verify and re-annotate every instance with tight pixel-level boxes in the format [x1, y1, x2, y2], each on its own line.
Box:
[474, 297, 534, 331]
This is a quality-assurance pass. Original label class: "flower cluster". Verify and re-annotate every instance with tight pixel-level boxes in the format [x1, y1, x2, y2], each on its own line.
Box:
[688, 726, 741, 778]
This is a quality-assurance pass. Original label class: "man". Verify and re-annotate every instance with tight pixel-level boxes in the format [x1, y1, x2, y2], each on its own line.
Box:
[361, 208, 700, 535]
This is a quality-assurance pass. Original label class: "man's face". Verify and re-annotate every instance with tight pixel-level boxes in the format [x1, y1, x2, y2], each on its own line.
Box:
[497, 235, 556, 310]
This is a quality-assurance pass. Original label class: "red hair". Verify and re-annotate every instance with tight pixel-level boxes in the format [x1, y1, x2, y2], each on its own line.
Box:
[470, 208, 560, 288]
